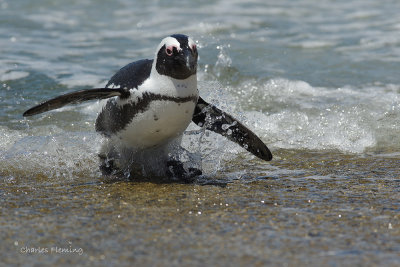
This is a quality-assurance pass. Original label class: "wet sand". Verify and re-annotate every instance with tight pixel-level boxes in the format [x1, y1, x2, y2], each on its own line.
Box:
[1, 149, 399, 266]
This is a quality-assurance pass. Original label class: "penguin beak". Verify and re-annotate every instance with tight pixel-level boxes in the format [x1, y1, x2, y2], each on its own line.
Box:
[178, 48, 197, 74]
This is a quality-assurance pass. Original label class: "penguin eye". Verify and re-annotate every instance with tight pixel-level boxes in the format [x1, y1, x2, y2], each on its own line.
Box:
[165, 46, 174, 56]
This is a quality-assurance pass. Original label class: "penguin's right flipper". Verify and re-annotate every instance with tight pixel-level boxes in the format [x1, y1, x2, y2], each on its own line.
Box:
[192, 96, 273, 161]
[23, 88, 130, 117]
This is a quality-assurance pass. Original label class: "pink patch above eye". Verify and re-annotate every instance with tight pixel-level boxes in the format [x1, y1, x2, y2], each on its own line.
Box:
[165, 45, 175, 56]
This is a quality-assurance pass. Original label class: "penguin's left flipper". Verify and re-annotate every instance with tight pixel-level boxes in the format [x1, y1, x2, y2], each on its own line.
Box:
[23, 88, 130, 117]
[192, 96, 273, 161]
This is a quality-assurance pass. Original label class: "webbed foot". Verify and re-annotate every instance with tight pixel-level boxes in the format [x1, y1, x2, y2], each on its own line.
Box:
[166, 159, 202, 182]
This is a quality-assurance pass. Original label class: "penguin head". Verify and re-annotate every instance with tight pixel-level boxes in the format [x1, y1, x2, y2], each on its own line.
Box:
[155, 34, 198, 80]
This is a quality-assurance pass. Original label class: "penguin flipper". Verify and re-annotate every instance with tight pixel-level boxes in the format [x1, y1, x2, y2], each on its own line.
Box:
[192, 96, 273, 161]
[23, 88, 129, 117]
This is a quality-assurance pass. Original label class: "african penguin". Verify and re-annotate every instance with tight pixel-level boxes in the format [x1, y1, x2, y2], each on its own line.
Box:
[23, 34, 272, 181]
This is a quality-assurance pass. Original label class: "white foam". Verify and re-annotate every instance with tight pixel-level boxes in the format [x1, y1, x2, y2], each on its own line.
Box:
[2, 78, 399, 181]
[289, 40, 337, 49]
[26, 12, 78, 28]
[0, 127, 102, 180]
[0, 71, 29, 81]
[0, 126, 28, 151]
[58, 73, 105, 88]
[226, 79, 400, 153]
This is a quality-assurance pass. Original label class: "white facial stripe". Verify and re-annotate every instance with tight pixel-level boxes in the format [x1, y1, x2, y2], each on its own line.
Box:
[160, 36, 181, 51]
[188, 37, 196, 49]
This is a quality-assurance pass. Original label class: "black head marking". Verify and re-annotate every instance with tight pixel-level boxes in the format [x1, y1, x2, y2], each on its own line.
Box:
[155, 34, 198, 80]
[170, 34, 189, 47]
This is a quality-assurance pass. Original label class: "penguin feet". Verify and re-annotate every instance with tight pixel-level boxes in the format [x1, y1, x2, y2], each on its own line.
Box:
[98, 154, 119, 176]
[166, 159, 202, 183]
[99, 153, 202, 182]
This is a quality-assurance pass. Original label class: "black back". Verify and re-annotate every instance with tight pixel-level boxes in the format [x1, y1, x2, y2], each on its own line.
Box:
[106, 59, 153, 91]
[96, 59, 153, 135]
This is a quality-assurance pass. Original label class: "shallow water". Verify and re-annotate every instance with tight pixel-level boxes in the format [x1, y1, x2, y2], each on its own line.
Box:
[1, 0, 400, 266]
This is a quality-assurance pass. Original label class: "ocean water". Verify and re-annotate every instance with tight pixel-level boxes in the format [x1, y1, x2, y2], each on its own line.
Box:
[1, 0, 399, 266]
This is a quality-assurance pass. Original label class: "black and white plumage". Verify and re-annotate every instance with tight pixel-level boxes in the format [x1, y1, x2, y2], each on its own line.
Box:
[23, 34, 272, 180]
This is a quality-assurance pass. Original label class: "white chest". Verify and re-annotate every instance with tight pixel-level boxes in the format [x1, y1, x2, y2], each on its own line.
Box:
[115, 99, 196, 149]
[112, 74, 198, 150]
